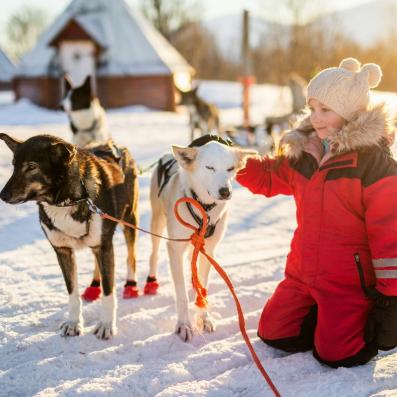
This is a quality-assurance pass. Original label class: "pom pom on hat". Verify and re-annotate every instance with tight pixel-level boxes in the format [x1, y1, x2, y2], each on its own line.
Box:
[360, 63, 382, 88]
[339, 57, 361, 72]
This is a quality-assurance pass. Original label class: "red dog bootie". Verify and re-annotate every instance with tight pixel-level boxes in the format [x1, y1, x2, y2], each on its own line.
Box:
[123, 280, 140, 299]
[81, 280, 101, 302]
[144, 276, 159, 295]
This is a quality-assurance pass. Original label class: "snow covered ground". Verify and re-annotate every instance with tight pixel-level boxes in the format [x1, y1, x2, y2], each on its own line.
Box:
[0, 81, 396, 397]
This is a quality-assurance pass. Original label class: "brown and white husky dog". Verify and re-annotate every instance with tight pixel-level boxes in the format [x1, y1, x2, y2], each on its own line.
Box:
[0, 133, 138, 339]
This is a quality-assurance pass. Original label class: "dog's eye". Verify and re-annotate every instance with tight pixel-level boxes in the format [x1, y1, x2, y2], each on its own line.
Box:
[227, 166, 235, 172]
[206, 166, 215, 171]
[26, 163, 38, 171]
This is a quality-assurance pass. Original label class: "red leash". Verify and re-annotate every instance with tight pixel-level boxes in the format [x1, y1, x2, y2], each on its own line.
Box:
[88, 197, 281, 396]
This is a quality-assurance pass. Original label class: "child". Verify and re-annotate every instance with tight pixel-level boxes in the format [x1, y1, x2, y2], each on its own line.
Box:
[237, 58, 397, 367]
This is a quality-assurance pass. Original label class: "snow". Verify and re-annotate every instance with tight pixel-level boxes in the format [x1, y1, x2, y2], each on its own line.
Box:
[0, 81, 396, 397]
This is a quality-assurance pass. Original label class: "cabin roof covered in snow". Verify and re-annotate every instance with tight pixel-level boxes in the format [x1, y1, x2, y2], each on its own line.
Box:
[15, 0, 193, 78]
[0, 49, 15, 82]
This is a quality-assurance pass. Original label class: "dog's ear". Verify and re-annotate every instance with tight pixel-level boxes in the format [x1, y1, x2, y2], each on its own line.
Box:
[0, 133, 22, 153]
[234, 148, 258, 170]
[63, 74, 72, 92]
[81, 75, 92, 96]
[172, 145, 198, 169]
[50, 141, 77, 164]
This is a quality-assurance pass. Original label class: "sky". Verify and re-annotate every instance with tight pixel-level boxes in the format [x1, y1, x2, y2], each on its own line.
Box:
[0, 0, 373, 49]
[0, 0, 373, 25]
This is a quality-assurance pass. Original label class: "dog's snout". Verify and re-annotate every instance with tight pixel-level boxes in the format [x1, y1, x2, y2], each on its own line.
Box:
[0, 188, 11, 202]
[219, 187, 231, 199]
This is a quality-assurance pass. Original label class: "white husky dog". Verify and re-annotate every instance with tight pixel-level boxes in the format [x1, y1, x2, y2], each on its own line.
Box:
[146, 135, 256, 341]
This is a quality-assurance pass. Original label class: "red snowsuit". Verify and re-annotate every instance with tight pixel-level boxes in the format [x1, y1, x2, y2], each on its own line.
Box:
[237, 105, 397, 366]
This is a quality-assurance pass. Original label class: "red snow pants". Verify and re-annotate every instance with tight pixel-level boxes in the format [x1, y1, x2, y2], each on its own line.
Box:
[258, 276, 378, 366]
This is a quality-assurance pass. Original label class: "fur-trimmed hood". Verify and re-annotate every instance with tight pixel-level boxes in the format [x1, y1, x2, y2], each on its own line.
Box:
[279, 104, 394, 160]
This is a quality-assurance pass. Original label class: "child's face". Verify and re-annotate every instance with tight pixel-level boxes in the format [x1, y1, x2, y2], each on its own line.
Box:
[308, 98, 345, 139]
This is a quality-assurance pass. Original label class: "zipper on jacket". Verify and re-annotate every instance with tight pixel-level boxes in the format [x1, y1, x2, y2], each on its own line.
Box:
[353, 253, 372, 297]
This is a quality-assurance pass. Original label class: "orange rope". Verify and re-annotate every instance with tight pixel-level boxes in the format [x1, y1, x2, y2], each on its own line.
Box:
[100, 212, 190, 242]
[174, 197, 281, 397]
[96, 198, 281, 396]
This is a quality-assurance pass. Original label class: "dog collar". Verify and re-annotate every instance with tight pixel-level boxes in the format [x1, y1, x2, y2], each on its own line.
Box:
[190, 189, 216, 212]
[53, 197, 88, 207]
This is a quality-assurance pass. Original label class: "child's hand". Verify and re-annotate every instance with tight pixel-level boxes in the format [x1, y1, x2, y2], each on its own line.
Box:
[364, 287, 397, 350]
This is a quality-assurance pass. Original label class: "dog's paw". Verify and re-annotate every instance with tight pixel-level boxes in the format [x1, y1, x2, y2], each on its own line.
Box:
[199, 315, 216, 333]
[93, 322, 116, 340]
[60, 321, 83, 337]
[175, 321, 194, 342]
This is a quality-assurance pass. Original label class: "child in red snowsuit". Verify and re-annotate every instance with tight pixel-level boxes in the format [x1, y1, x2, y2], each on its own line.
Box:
[237, 58, 397, 367]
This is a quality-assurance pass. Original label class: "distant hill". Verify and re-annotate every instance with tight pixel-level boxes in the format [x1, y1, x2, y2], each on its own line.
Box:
[204, 0, 397, 61]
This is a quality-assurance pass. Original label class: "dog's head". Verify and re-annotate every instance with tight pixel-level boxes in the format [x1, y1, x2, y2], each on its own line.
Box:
[172, 141, 256, 202]
[61, 75, 93, 114]
[177, 86, 199, 106]
[0, 133, 77, 204]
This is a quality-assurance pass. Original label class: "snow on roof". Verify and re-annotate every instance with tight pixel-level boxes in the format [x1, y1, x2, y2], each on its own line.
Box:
[0, 49, 15, 82]
[16, 0, 193, 78]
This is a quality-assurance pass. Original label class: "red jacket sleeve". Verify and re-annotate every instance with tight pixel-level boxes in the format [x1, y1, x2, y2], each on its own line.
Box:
[364, 175, 397, 296]
[236, 156, 294, 197]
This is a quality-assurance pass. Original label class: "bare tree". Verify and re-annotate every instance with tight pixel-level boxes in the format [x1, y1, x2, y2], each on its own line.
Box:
[139, 0, 203, 40]
[254, 0, 351, 84]
[6, 5, 48, 59]
[171, 22, 238, 80]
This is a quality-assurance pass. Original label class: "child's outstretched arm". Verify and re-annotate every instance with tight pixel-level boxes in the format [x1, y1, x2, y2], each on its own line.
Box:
[236, 155, 294, 197]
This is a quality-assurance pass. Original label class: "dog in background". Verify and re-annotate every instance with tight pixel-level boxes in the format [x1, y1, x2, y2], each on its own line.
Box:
[177, 86, 220, 141]
[147, 135, 255, 341]
[62, 75, 110, 148]
[0, 133, 138, 339]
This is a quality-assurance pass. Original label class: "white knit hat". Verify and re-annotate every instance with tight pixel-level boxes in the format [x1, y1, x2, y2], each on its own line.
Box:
[307, 58, 383, 120]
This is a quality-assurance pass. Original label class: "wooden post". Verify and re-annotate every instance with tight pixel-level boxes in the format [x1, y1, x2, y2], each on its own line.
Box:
[240, 10, 255, 138]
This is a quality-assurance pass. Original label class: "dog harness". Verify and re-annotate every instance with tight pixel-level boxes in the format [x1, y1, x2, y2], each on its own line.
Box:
[157, 156, 178, 197]
[184, 189, 218, 238]
[69, 117, 100, 135]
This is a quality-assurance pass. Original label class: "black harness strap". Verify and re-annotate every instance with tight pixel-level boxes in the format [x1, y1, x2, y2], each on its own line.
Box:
[157, 157, 178, 197]
[69, 117, 100, 134]
[185, 189, 218, 238]
[188, 134, 234, 148]
[90, 142, 123, 166]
